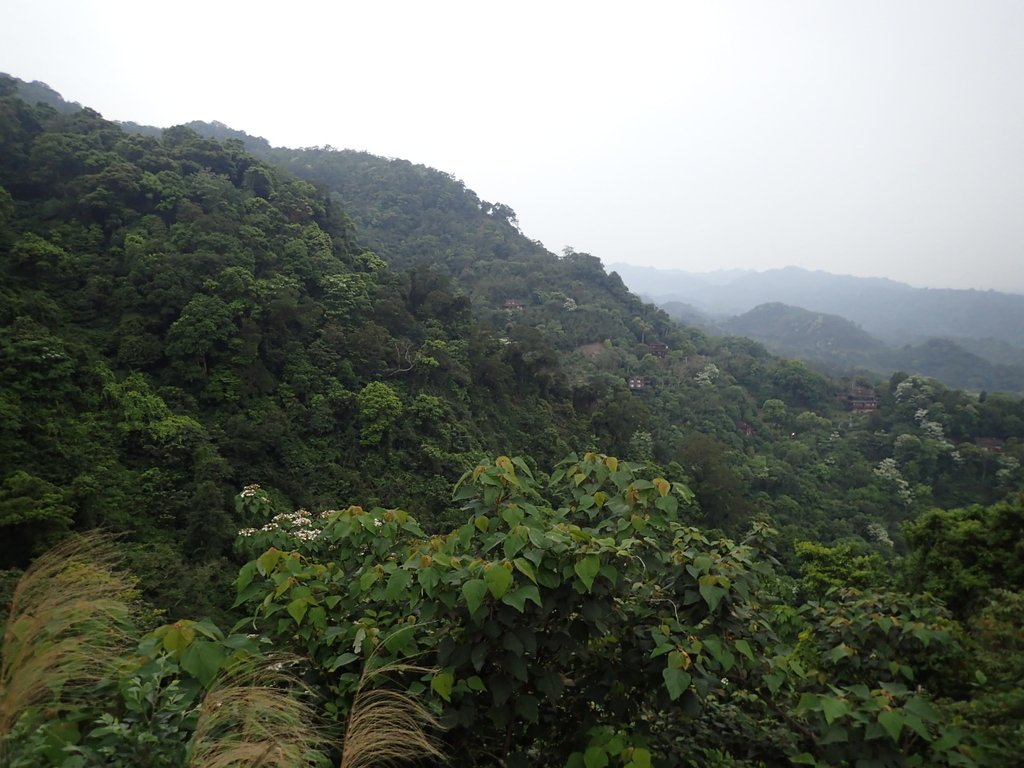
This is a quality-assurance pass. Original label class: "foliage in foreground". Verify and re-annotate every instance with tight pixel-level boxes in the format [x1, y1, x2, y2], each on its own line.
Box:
[0, 536, 442, 768]
[236, 453, 995, 767]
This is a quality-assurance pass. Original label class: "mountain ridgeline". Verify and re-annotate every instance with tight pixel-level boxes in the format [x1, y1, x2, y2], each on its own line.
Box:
[2, 74, 1024, 766]
[612, 263, 1024, 393]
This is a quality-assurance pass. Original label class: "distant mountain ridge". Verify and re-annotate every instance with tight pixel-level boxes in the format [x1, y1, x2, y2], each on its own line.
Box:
[722, 303, 1024, 393]
[610, 263, 1024, 348]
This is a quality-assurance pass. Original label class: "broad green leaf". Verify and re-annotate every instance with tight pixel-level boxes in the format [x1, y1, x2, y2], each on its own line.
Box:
[383, 624, 416, 654]
[878, 710, 904, 742]
[287, 597, 308, 625]
[417, 566, 440, 593]
[903, 713, 930, 739]
[655, 495, 678, 515]
[662, 666, 691, 700]
[501, 505, 524, 527]
[162, 624, 194, 657]
[584, 746, 609, 768]
[256, 548, 282, 576]
[462, 578, 488, 614]
[796, 693, 820, 714]
[650, 643, 674, 659]
[932, 728, 964, 751]
[502, 584, 542, 612]
[734, 638, 754, 661]
[765, 671, 785, 694]
[903, 695, 939, 722]
[536, 670, 565, 701]
[513, 557, 537, 583]
[828, 643, 854, 663]
[359, 568, 379, 591]
[699, 579, 727, 612]
[626, 747, 652, 768]
[485, 564, 513, 599]
[327, 652, 359, 671]
[385, 568, 412, 601]
[692, 555, 712, 573]
[820, 696, 849, 725]
[511, 457, 534, 479]
[667, 650, 689, 670]
[431, 670, 454, 702]
[474, 515, 490, 532]
[574, 554, 601, 591]
[180, 639, 225, 687]
[236, 561, 257, 592]
[503, 530, 528, 559]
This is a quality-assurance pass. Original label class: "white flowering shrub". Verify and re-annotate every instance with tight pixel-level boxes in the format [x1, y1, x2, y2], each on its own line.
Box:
[874, 458, 914, 507]
[694, 362, 719, 387]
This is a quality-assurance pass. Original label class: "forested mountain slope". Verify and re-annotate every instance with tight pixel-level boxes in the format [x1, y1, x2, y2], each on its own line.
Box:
[2, 75, 1024, 766]
[0, 77, 613, 608]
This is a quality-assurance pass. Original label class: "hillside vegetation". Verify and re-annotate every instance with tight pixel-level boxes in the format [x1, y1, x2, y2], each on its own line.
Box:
[1, 75, 1023, 767]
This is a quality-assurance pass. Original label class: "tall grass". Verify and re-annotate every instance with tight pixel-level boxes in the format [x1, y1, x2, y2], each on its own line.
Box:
[187, 656, 447, 768]
[1, 534, 446, 767]
[187, 656, 330, 768]
[0, 533, 133, 755]
[339, 662, 446, 768]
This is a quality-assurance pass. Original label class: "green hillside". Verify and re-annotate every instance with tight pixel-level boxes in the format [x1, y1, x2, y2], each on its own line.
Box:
[2, 76, 1023, 767]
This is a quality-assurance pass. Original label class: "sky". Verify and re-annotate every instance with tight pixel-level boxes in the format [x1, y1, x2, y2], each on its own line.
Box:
[3, 0, 1024, 293]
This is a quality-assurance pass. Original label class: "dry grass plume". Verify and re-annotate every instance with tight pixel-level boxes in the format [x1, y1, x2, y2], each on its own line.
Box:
[339, 662, 446, 768]
[0, 532, 133, 754]
[187, 655, 330, 768]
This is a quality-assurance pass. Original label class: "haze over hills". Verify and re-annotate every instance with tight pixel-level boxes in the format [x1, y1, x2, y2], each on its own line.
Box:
[610, 263, 1024, 347]
[611, 262, 1024, 392]
[722, 303, 1024, 394]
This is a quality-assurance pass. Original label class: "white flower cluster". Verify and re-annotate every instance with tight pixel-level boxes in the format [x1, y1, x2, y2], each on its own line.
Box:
[238, 508, 324, 541]
[874, 458, 914, 507]
[895, 375, 932, 405]
[866, 522, 894, 548]
[694, 363, 719, 387]
[240, 483, 263, 498]
[996, 455, 1021, 489]
[905, 410, 952, 451]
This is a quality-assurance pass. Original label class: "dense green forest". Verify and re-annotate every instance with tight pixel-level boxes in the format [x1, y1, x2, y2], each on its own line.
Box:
[1, 76, 1023, 767]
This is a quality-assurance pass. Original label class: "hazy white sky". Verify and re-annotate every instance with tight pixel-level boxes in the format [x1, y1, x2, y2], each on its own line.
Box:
[3, 1, 1024, 292]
